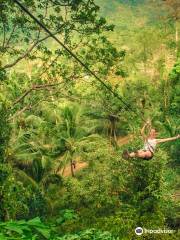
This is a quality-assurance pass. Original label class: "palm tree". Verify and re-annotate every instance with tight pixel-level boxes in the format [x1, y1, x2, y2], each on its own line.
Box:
[84, 100, 127, 146]
[7, 112, 63, 192]
[8, 101, 103, 183]
[52, 104, 102, 177]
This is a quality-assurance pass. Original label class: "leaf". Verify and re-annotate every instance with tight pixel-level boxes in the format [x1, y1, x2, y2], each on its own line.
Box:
[4, 225, 23, 235]
[56, 217, 64, 224]
[27, 217, 42, 227]
[32, 235, 38, 240]
[0, 233, 7, 240]
[27, 218, 51, 239]
[34, 227, 50, 239]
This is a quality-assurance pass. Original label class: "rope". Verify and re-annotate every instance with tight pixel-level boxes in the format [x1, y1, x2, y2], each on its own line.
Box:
[12, 0, 145, 121]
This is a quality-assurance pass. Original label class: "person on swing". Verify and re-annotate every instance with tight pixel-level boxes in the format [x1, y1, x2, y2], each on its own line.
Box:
[123, 120, 179, 160]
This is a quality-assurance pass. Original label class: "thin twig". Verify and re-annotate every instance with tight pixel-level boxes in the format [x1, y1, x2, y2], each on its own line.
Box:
[4, 24, 17, 50]
[12, 82, 64, 106]
[39, 54, 61, 78]
[8, 105, 32, 121]
[2, 27, 64, 69]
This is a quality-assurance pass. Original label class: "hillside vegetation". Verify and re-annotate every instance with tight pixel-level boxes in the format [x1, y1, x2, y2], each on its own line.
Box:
[0, 0, 179, 239]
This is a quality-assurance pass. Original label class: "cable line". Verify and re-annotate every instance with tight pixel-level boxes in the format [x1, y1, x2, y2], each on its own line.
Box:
[12, 0, 144, 120]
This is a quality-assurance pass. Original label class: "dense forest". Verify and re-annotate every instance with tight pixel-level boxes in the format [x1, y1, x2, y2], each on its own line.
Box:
[0, 0, 180, 239]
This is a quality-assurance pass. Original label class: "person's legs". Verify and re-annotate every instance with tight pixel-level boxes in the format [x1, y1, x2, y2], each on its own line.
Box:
[142, 150, 153, 159]
[123, 150, 152, 159]
[128, 150, 145, 158]
[135, 150, 147, 158]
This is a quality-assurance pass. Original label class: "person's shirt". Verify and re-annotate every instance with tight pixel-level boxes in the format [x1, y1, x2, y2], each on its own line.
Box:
[143, 138, 157, 153]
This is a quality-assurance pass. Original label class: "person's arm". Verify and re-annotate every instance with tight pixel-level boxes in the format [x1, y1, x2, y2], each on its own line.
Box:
[156, 134, 180, 144]
[141, 120, 151, 140]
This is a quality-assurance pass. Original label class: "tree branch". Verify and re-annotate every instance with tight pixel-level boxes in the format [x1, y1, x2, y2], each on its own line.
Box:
[8, 105, 32, 121]
[9, 88, 80, 120]
[2, 26, 64, 69]
[49, 0, 71, 7]
[3, 35, 49, 69]
[12, 82, 64, 106]
[3, 24, 17, 51]
[39, 54, 61, 77]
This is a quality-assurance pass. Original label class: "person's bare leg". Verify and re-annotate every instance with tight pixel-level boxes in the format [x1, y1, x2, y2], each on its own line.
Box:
[129, 150, 146, 158]
[133, 150, 152, 159]
[123, 150, 152, 160]
[129, 152, 136, 157]
[136, 150, 147, 158]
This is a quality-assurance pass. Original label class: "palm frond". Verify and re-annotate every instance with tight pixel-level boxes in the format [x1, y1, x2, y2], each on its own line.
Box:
[40, 174, 63, 189]
[13, 169, 38, 190]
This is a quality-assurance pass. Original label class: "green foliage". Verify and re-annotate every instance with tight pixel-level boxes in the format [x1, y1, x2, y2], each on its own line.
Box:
[0, 165, 30, 221]
[132, 154, 167, 227]
[55, 228, 118, 240]
[27, 189, 48, 220]
[0, 164, 11, 184]
[0, 102, 10, 163]
[0, 69, 7, 82]
[56, 209, 78, 225]
[0, 217, 51, 239]
[0, 218, 118, 240]
[161, 59, 180, 162]
[0, 0, 179, 239]
[169, 59, 180, 116]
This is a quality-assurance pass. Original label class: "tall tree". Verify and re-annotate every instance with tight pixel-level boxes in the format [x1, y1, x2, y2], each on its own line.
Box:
[0, 0, 113, 71]
[162, 0, 180, 55]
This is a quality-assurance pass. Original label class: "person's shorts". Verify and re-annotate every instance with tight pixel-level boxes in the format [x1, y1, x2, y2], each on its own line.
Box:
[142, 150, 154, 160]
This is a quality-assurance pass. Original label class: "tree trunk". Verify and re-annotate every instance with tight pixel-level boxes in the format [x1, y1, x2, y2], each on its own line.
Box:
[70, 159, 75, 177]
[109, 116, 117, 145]
[175, 21, 178, 56]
